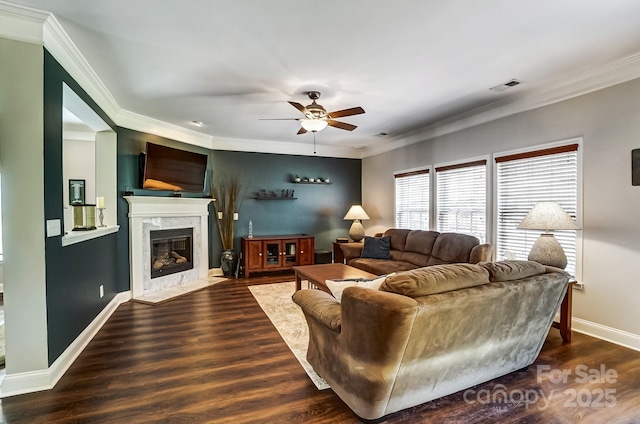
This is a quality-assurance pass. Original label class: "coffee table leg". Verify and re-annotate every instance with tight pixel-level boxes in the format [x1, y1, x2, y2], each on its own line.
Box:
[295, 273, 302, 291]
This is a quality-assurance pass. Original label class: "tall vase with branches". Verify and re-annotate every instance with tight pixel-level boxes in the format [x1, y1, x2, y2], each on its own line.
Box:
[211, 173, 242, 276]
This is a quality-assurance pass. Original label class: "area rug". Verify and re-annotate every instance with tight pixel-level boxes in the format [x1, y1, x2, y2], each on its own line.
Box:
[248, 282, 330, 390]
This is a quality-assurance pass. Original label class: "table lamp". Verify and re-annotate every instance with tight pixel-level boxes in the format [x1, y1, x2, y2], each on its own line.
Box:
[344, 205, 370, 242]
[517, 201, 579, 269]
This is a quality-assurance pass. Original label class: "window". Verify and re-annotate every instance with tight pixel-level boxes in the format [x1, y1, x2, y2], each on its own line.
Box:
[435, 160, 487, 242]
[395, 169, 429, 230]
[495, 143, 579, 275]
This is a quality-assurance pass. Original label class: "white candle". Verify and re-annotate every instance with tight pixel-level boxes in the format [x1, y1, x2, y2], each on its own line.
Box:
[96, 197, 104, 208]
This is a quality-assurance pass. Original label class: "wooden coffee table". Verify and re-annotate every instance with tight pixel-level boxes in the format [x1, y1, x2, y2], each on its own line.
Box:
[293, 263, 378, 294]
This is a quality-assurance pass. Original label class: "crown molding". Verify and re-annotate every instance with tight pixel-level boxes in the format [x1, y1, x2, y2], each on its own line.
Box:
[208, 136, 364, 159]
[362, 51, 640, 158]
[0, 1, 365, 158]
[116, 109, 214, 149]
[3, 1, 639, 160]
[42, 13, 121, 121]
[0, 1, 47, 44]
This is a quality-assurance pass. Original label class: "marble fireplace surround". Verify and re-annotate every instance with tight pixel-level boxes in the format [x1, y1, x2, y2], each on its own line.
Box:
[125, 196, 213, 300]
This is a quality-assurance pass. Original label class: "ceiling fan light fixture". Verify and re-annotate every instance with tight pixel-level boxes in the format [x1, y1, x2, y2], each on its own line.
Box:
[300, 119, 328, 132]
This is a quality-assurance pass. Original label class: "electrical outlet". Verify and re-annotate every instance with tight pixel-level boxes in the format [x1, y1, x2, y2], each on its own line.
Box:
[99, 285, 104, 298]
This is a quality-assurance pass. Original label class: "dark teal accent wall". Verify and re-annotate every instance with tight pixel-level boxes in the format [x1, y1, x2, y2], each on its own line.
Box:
[208, 150, 362, 266]
[116, 127, 211, 290]
[43, 50, 119, 365]
[116, 130, 362, 286]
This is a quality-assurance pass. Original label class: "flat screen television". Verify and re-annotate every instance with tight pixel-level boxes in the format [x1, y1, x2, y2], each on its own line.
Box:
[142, 143, 208, 192]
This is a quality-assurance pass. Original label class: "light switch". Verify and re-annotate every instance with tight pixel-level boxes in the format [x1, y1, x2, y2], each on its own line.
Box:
[46, 219, 61, 237]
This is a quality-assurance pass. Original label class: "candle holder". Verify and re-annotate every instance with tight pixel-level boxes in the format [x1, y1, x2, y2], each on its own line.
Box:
[97, 208, 106, 227]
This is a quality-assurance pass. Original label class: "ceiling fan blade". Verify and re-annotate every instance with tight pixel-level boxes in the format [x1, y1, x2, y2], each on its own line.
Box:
[259, 118, 300, 120]
[327, 120, 357, 131]
[289, 101, 310, 116]
[297, 127, 307, 135]
[328, 106, 365, 119]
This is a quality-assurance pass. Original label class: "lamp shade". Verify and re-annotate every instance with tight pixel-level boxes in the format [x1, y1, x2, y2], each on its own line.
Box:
[300, 119, 328, 132]
[517, 201, 579, 231]
[344, 205, 370, 221]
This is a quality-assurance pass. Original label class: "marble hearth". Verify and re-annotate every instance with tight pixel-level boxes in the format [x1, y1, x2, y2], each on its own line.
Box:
[125, 196, 213, 301]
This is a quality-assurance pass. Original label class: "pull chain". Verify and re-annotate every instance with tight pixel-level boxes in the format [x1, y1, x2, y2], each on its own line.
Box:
[313, 131, 317, 154]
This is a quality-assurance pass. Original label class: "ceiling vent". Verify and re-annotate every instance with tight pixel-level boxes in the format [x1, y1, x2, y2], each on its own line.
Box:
[489, 79, 523, 92]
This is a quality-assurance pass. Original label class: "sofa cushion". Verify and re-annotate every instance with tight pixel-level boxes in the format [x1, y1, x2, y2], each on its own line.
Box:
[427, 232, 479, 266]
[383, 229, 411, 251]
[348, 258, 418, 275]
[397, 230, 438, 267]
[325, 273, 396, 302]
[380, 263, 490, 298]
[479, 260, 546, 282]
[361, 236, 391, 259]
[404, 230, 439, 256]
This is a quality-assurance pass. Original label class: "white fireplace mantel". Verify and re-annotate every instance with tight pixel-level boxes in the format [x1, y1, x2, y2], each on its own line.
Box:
[125, 196, 213, 300]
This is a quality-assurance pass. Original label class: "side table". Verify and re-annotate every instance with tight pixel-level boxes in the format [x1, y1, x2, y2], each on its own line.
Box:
[332, 242, 345, 264]
[552, 280, 577, 342]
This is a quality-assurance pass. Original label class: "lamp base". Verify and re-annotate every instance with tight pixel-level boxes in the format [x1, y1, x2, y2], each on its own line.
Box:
[528, 233, 567, 269]
[349, 220, 365, 242]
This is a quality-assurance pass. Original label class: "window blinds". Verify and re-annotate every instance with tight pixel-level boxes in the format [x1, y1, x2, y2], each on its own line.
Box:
[495, 144, 578, 275]
[395, 169, 429, 230]
[435, 160, 487, 242]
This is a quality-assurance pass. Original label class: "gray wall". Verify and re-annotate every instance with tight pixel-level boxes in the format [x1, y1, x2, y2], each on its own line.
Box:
[0, 38, 48, 374]
[363, 77, 640, 339]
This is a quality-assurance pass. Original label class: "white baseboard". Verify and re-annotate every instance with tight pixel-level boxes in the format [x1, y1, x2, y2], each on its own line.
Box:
[0, 290, 132, 398]
[572, 318, 640, 352]
[553, 312, 640, 352]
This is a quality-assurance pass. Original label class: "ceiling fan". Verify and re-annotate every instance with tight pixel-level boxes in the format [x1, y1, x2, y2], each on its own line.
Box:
[262, 91, 365, 135]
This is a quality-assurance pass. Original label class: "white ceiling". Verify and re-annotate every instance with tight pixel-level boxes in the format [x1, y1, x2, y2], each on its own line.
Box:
[7, 0, 640, 156]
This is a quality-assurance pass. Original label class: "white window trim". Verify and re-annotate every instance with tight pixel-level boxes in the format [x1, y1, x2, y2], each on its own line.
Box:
[393, 165, 432, 230]
[433, 155, 491, 241]
[492, 137, 584, 281]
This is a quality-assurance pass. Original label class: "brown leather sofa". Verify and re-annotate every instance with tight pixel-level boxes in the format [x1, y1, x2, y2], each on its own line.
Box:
[293, 261, 570, 420]
[341, 229, 493, 274]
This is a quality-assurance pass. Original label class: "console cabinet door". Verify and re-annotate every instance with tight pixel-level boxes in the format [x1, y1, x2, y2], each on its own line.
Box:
[246, 240, 263, 271]
[298, 237, 314, 265]
[264, 241, 282, 269]
[282, 239, 299, 266]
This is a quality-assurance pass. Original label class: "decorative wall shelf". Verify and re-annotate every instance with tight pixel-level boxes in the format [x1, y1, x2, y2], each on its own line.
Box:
[291, 180, 332, 185]
[255, 189, 296, 200]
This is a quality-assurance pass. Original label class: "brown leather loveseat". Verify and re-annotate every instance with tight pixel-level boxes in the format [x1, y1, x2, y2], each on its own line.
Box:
[341, 229, 493, 274]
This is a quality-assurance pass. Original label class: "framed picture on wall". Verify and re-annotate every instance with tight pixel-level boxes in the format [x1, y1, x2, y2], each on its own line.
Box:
[69, 179, 85, 205]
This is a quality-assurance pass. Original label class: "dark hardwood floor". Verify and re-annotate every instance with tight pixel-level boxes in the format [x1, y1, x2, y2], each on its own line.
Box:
[1, 272, 639, 423]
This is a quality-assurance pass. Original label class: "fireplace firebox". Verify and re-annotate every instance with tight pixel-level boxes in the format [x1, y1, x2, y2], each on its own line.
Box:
[150, 228, 193, 279]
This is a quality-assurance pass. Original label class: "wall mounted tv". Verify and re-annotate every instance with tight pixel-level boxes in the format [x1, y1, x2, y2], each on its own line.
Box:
[142, 143, 208, 192]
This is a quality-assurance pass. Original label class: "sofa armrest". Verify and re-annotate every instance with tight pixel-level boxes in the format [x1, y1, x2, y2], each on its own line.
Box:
[292, 289, 342, 332]
[340, 242, 365, 262]
[470, 243, 493, 264]
[341, 287, 418, 362]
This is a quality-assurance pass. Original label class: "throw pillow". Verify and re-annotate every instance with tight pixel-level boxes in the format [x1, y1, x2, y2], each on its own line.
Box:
[325, 273, 396, 302]
[360, 236, 391, 259]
